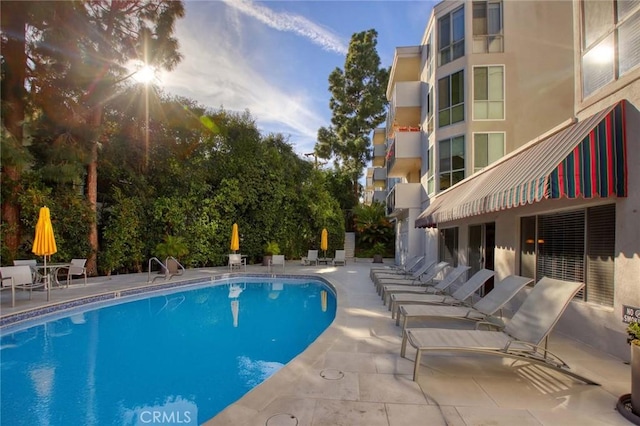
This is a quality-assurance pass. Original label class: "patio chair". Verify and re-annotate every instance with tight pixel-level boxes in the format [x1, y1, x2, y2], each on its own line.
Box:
[396, 274, 533, 327]
[13, 259, 45, 284]
[268, 254, 285, 273]
[400, 277, 598, 385]
[59, 258, 88, 287]
[301, 250, 319, 266]
[378, 261, 449, 300]
[332, 250, 346, 266]
[369, 255, 424, 280]
[374, 261, 438, 294]
[0, 265, 43, 307]
[228, 254, 246, 272]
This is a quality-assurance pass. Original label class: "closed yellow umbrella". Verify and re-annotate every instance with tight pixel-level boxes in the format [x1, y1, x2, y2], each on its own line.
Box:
[32, 206, 57, 301]
[230, 223, 240, 253]
[321, 228, 328, 257]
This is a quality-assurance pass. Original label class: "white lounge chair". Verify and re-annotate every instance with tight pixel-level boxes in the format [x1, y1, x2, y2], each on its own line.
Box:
[332, 250, 346, 266]
[386, 265, 476, 317]
[372, 260, 436, 288]
[401, 277, 597, 385]
[373, 261, 439, 295]
[268, 254, 285, 273]
[228, 254, 246, 271]
[0, 265, 43, 307]
[301, 250, 319, 266]
[396, 274, 533, 327]
[369, 255, 424, 280]
[385, 266, 489, 311]
[379, 261, 449, 302]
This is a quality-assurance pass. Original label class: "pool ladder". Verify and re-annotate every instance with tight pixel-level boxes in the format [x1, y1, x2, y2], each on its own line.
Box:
[147, 256, 185, 283]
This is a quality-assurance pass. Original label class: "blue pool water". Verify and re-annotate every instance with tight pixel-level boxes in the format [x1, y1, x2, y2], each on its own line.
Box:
[0, 278, 336, 425]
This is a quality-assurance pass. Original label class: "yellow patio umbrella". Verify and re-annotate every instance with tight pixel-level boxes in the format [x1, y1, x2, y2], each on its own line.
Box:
[230, 223, 240, 253]
[32, 206, 57, 301]
[321, 228, 328, 258]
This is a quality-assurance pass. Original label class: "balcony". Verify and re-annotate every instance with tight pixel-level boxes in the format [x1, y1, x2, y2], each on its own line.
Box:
[373, 190, 388, 204]
[372, 167, 387, 183]
[386, 183, 422, 217]
[386, 129, 421, 178]
[390, 81, 421, 109]
[372, 143, 387, 167]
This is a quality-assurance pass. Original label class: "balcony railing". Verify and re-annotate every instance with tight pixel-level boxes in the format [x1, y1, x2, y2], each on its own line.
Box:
[386, 183, 422, 216]
[372, 167, 387, 183]
[386, 128, 421, 178]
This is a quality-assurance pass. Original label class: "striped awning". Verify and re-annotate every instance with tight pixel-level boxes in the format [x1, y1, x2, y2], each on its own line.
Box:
[415, 101, 627, 228]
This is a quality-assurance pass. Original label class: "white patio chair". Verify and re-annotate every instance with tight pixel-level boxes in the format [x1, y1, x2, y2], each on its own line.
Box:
[228, 254, 246, 272]
[301, 250, 319, 266]
[332, 250, 346, 266]
[268, 254, 285, 273]
[60, 258, 88, 287]
[0, 265, 43, 307]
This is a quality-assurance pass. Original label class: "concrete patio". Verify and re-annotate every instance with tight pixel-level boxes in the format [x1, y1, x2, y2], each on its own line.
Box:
[0, 260, 634, 425]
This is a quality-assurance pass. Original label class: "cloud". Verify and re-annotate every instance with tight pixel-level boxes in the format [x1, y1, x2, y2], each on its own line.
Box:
[159, 7, 325, 155]
[220, 0, 348, 55]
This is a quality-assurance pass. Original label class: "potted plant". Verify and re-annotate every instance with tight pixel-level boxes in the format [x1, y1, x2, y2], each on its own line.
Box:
[155, 235, 189, 274]
[262, 241, 280, 266]
[618, 322, 640, 424]
[371, 242, 385, 264]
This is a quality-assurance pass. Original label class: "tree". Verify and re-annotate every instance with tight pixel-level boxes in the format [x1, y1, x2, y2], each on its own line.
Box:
[316, 29, 389, 206]
[42, 1, 184, 275]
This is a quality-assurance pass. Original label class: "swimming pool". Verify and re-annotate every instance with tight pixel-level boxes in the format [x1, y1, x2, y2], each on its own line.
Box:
[0, 277, 336, 425]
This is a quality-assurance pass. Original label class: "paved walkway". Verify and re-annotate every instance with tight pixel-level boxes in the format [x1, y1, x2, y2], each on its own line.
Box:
[0, 261, 634, 425]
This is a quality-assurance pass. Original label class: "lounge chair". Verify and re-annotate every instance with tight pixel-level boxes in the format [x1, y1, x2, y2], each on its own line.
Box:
[59, 258, 88, 287]
[0, 265, 44, 307]
[379, 261, 449, 302]
[268, 254, 285, 273]
[396, 274, 533, 327]
[369, 255, 424, 280]
[228, 254, 246, 271]
[374, 261, 438, 294]
[386, 266, 479, 317]
[400, 277, 597, 385]
[301, 250, 319, 266]
[332, 250, 346, 266]
[385, 267, 489, 313]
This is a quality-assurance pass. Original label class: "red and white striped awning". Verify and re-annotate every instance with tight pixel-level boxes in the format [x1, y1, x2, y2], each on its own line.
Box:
[415, 101, 627, 228]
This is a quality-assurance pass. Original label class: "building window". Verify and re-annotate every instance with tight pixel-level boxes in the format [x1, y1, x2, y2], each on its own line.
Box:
[438, 70, 464, 127]
[427, 144, 435, 194]
[473, 66, 504, 120]
[581, 0, 640, 98]
[473, 132, 504, 172]
[473, 1, 503, 53]
[439, 135, 465, 191]
[427, 86, 434, 133]
[439, 227, 459, 267]
[439, 7, 465, 66]
[518, 204, 615, 306]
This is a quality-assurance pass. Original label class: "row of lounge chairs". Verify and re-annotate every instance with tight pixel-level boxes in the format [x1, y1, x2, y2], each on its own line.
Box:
[370, 257, 598, 385]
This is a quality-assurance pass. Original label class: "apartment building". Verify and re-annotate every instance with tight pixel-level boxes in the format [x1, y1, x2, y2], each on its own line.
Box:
[372, 0, 639, 360]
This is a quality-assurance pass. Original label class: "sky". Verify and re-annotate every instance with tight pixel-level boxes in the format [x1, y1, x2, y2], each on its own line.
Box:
[158, 0, 436, 158]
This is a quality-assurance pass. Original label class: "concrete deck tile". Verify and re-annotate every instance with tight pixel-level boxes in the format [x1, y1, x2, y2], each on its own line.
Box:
[358, 373, 427, 404]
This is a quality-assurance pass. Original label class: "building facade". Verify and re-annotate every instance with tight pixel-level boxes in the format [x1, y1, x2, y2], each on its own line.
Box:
[372, 0, 640, 360]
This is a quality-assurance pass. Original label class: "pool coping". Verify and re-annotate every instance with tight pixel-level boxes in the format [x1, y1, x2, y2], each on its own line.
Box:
[0, 272, 337, 330]
[203, 272, 349, 425]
